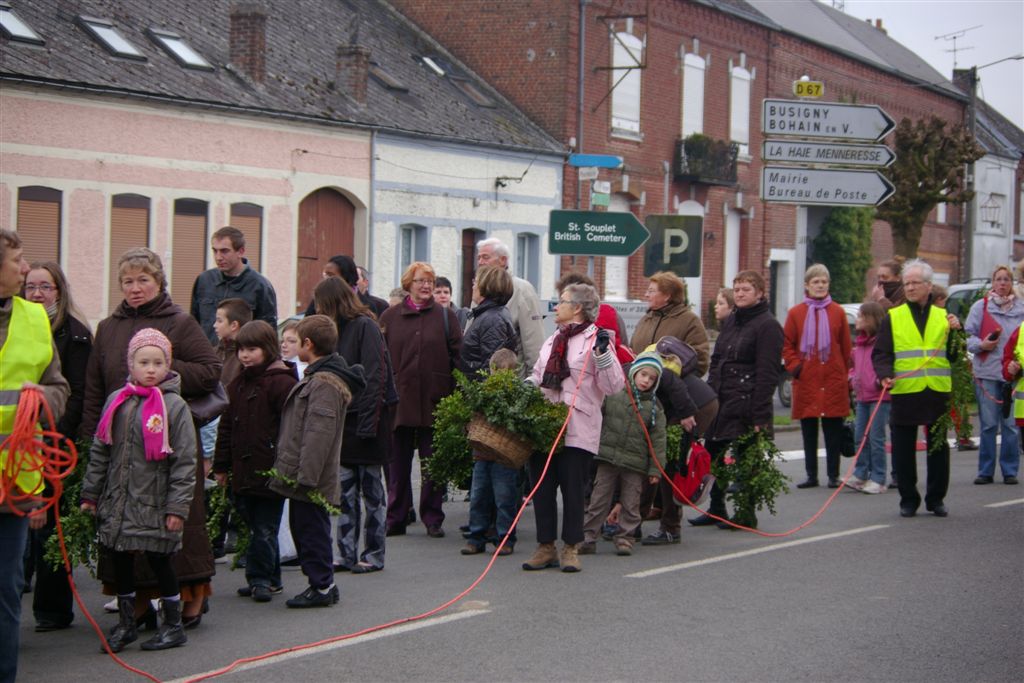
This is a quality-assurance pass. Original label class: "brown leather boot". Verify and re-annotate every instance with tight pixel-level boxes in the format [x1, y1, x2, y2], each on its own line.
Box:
[521, 542, 559, 570]
[560, 543, 581, 573]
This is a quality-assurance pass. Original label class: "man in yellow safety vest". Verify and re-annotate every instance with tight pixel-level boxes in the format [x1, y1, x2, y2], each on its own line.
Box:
[0, 229, 69, 683]
[872, 258, 959, 519]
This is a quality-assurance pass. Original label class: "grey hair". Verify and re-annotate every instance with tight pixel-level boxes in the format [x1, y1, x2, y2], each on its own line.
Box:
[901, 258, 933, 284]
[563, 283, 600, 323]
[477, 237, 510, 260]
[804, 263, 830, 283]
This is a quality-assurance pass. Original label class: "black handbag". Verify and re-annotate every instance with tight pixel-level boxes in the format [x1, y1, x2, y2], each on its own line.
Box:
[187, 382, 229, 427]
[839, 419, 857, 458]
[1001, 382, 1014, 420]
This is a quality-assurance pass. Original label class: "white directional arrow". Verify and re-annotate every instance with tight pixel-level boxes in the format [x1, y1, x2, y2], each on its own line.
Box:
[760, 166, 895, 206]
[762, 140, 896, 168]
[762, 99, 897, 142]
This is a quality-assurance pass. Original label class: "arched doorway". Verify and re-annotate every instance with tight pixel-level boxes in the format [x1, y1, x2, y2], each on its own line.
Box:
[296, 188, 355, 312]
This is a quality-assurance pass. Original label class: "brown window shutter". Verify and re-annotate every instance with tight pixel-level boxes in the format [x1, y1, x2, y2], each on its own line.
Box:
[171, 212, 208, 306]
[109, 195, 150, 311]
[230, 203, 263, 273]
[16, 191, 61, 264]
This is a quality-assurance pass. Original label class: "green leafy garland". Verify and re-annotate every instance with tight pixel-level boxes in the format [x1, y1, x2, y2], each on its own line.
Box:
[43, 442, 97, 573]
[711, 429, 789, 527]
[665, 424, 684, 465]
[259, 468, 340, 516]
[205, 478, 250, 571]
[930, 327, 973, 452]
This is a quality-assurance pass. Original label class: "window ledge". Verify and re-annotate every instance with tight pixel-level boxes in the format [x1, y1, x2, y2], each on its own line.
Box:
[611, 128, 643, 142]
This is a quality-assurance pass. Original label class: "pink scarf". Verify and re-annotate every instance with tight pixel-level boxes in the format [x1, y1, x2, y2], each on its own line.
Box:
[800, 295, 833, 361]
[95, 383, 173, 461]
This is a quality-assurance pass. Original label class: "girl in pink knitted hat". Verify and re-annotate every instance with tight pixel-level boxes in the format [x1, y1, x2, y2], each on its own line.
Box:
[80, 328, 197, 653]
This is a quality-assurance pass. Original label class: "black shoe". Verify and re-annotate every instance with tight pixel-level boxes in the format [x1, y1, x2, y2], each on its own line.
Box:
[35, 620, 72, 633]
[927, 503, 949, 517]
[715, 520, 737, 530]
[1005, 476, 1019, 485]
[974, 475, 994, 485]
[459, 524, 471, 533]
[426, 525, 445, 538]
[286, 585, 339, 608]
[796, 478, 819, 489]
[280, 558, 301, 567]
[333, 562, 351, 572]
[641, 530, 681, 545]
[688, 513, 720, 527]
[827, 478, 840, 489]
[385, 525, 406, 537]
[237, 584, 283, 597]
[899, 506, 917, 518]
[251, 585, 273, 603]
[957, 439, 979, 451]
[406, 509, 417, 525]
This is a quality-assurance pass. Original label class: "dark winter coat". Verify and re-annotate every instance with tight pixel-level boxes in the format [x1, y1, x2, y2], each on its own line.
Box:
[52, 315, 93, 440]
[630, 302, 710, 376]
[782, 301, 852, 419]
[707, 300, 784, 441]
[379, 297, 462, 428]
[81, 373, 197, 554]
[335, 314, 397, 466]
[269, 354, 363, 506]
[213, 359, 297, 496]
[459, 299, 518, 378]
[81, 292, 222, 440]
[596, 387, 666, 478]
[190, 262, 278, 344]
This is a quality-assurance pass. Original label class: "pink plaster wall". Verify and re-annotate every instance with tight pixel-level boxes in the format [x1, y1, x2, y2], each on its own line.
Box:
[65, 189, 107, 320]
[0, 186, 10, 231]
[267, 203, 296, 310]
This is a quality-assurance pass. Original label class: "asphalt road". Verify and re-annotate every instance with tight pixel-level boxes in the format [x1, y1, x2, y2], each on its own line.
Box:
[17, 434, 1024, 683]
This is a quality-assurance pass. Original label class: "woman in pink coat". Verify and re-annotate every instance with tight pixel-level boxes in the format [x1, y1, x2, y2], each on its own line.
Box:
[783, 264, 853, 489]
[523, 283, 623, 574]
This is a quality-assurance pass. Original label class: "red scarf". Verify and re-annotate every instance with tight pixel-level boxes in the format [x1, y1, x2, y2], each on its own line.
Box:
[541, 323, 589, 389]
[95, 383, 172, 461]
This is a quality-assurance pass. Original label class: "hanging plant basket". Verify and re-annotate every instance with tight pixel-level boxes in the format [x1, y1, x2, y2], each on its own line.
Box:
[467, 413, 533, 469]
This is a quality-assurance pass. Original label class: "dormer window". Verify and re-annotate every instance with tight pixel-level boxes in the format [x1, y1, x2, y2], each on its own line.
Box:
[0, 3, 43, 45]
[419, 56, 445, 77]
[148, 28, 213, 70]
[451, 78, 495, 108]
[77, 16, 145, 60]
[370, 63, 408, 92]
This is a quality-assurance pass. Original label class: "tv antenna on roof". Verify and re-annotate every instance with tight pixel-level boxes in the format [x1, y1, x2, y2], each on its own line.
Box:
[935, 25, 981, 69]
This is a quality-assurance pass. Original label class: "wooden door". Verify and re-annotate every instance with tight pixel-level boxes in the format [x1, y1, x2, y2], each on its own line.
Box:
[296, 188, 354, 312]
[460, 228, 483, 308]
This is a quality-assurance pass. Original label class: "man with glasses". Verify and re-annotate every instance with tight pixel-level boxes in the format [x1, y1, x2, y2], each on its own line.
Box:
[873, 259, 960, 518]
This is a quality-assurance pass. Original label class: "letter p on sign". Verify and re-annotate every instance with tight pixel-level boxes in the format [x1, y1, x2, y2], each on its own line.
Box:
[663, 229, 689, 263]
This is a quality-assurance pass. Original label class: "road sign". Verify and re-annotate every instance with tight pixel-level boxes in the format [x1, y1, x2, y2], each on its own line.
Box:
[590, 192, 610, 207]
[592, 180, 610, 194]
[568, 153, 623, 169]
[793, 80, 824, 98]
[762, 139, 895, 168]
[760, 166, 895, 206]
[762, 99, 896, 141]
[643, 215, 703, 278]
[548, 210, 650, 256]
[577, 166, 599, 181]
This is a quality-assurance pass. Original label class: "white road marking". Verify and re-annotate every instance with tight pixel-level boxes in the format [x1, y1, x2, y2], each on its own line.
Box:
[984, 498, 1024, 508]
[625, 525, 890, 578]
[166, 608, 491, 682]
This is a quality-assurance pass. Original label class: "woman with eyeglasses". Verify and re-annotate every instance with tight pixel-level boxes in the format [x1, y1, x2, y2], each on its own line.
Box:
[21, 262, 93, 632]
[378, 262, 462, 538]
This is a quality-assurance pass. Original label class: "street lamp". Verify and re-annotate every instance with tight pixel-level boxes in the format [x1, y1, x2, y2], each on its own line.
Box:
[979, 194, 1001, 227]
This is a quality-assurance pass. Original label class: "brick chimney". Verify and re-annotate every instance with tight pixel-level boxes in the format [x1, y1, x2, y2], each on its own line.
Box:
[874, 18, 886, 35]
[337, 45, 371, 105]
[230, 5, 266, 83]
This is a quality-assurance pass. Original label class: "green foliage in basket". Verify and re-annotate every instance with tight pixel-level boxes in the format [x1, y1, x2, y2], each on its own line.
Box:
[44, 440, 98, 575]
[428, 370, 569, 487]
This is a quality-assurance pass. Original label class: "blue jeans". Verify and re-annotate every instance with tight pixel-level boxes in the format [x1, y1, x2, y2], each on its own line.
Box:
[467, 460, 519, 549]
[853, 401, 891, 485]
[0, 514, 29, 683]
[234, 494, 284, 589]
[974, 379, 1020, 478]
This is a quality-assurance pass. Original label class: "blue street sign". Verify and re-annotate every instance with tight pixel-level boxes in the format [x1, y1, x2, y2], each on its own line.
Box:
[568, 153, 623, 169]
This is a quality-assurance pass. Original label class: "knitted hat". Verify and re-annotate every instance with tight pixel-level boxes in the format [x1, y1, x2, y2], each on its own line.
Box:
[629, 351, 664, 389]
[127, 328, 172, 365]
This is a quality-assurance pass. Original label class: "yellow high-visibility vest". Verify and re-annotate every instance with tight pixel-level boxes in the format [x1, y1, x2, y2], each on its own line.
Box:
[890, 303, 951, 395]
[0, 297, 54, 495]
[1013, 322, 1024, 420]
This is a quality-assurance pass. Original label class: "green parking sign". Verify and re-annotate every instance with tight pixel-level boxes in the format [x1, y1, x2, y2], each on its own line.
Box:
[643, 215, 703, 278]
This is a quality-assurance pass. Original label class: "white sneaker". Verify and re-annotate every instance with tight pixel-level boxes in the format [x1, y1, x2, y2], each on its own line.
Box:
[103, 598, 119, 613]
[862, 480, 886, 494]
[845, 476, 867, 491]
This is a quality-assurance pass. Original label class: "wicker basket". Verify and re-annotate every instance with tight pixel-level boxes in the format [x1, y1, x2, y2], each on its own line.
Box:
[467, 413, 533, 469]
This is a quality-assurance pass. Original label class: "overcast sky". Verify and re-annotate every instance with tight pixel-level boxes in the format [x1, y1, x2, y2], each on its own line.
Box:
[836, 0, 1024, 127]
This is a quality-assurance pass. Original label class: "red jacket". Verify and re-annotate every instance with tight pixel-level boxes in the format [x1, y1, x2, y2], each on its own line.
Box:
[783, 301, 852, 420]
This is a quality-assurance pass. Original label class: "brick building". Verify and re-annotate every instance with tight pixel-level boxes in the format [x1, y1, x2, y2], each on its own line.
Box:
[392, 0, 970, 318]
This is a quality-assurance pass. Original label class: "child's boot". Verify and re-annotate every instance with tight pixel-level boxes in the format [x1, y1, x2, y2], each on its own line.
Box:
[521, 542, 559, 570]
[104, 594, 138, 653]
[141, 599, 187, 650]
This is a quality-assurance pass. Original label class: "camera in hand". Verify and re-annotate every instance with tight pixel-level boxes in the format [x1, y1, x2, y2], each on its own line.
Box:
[988, 329, 1002, 341]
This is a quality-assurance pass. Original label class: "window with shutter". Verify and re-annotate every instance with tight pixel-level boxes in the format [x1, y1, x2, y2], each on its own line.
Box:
[611, 32, 643, 136]
[16, 186, 61, 264]
[230, 203, 263, 272]
[171, 199, 208, 306]
[729, 66, 751, 155]
[682, 53, 705, 138]
[110, 194, 150, 313]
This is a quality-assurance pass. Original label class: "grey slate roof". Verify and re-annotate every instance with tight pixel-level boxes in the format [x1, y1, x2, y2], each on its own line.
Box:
[0, 0, 564, 155]
[975, 97, 1024, 160]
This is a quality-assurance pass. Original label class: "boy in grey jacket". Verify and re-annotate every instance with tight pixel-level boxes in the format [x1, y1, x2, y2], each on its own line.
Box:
[269, 315, 364, 608]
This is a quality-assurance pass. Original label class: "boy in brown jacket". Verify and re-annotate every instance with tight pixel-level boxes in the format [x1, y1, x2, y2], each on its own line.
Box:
[268, 315, 364, 608]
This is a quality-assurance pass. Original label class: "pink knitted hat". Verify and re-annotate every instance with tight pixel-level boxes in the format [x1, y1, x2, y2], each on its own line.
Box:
[127, 328, 173, 365]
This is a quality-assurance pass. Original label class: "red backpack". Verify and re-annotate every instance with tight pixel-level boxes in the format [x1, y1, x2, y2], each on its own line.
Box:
[672, 441, 715, 506]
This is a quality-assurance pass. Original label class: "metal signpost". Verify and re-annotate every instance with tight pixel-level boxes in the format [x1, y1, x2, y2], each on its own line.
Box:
[548, 210, 650, 256]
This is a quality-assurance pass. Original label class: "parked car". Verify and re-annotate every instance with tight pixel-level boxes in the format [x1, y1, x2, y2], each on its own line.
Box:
[945, 279, 990, 322]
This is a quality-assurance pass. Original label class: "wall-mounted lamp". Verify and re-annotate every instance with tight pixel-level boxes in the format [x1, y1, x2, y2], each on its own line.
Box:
[980, 194, 1002, 226]
[705, 231, 716, 244]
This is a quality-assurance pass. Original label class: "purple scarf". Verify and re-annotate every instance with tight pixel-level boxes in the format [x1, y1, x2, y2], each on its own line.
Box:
[95, 383, 173, 461]
[800, 295, 833, 361]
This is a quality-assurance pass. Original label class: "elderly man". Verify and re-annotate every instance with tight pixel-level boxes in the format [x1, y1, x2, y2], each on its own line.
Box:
[476, 238, 545, 372]
[190, 226, 278, 344]
[0, 229, 69, 683]
[873, 258, 958, 518]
